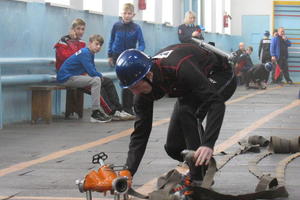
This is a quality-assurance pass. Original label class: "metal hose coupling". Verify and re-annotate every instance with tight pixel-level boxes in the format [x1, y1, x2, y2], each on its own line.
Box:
[112, 176, 129, 194]
[75, 179, 85, 193]
[181, 150, 195, 164]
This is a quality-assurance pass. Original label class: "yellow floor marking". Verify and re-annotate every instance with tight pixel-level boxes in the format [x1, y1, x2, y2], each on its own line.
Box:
[225, 85, 282, 105]
[214, 99, 300, 154]
[0, 86, 278, 178]
[0, 118, 169, 177]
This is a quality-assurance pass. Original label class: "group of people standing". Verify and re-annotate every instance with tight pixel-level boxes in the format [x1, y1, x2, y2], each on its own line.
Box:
[234, 27, 293, 89]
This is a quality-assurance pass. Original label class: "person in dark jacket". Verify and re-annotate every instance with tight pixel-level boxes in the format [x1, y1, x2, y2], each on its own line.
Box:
[235, 46, 253, 85]
[258, 31, 271, 64]
[115, 43, 237, 196]
[270, 27, 293, 84]
[232, 42, 246, 65]
[178, 11, 205, 43]
[244, 62, 273, 89]
[108, 3, 145, 115]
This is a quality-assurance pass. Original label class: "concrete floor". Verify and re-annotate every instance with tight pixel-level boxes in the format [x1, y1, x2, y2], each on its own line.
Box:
[0, 84, 300, 200]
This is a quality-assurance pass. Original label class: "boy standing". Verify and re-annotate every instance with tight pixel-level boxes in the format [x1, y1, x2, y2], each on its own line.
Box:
[57, 35, 111, 123]
[258, 31, 271, 64]
[108, 3, 145, 115]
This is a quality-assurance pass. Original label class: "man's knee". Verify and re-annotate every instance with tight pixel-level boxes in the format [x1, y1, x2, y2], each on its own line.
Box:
[91, 76, 101, 86]
[164, 144, 184, 162]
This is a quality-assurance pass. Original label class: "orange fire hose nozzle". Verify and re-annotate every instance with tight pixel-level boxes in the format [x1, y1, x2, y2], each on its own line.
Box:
[76, 152, 133, 198]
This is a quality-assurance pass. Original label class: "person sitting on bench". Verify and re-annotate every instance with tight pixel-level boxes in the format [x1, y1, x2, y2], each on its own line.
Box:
[57, 34, 111, 123]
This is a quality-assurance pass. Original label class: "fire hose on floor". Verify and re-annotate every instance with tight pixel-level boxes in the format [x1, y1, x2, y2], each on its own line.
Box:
[148, 135, 300, 200]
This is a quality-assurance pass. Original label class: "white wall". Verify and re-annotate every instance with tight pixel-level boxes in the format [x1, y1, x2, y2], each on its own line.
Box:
[230, 0, 273, 35]
[102, 0, 119, 16]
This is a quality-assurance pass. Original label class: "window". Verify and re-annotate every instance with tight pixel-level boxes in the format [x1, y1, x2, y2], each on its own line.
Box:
[203, 0, 212, 32]
[215, 0, 223, 33]
[162, 0, 173, 25]
[84, 0, 103, 12]
[142, 0, 155, 22]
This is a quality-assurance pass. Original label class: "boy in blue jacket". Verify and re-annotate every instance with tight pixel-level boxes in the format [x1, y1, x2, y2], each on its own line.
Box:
[57, 34, 112, 123]
[108, 3, 145, 115]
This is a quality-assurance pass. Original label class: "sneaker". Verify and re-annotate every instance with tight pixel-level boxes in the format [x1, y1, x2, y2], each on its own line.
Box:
[90, 110, 112, 123]
[287, 80, 293, 85]
[120, 111, 135, 120]
[172, 174, 194, 200]
[112, 110, 131, 121]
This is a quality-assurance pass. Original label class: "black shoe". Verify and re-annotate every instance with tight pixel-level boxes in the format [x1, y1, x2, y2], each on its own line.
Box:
[90, 110, 112, 123]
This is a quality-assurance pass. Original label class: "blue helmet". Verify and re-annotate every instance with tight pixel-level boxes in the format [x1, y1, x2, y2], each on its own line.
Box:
[264, 62, 273, 72]
[115, 49, 152, 88]
[264, 30, 270, 37]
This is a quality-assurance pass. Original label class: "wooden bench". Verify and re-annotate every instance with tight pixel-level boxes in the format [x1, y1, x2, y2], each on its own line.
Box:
[30, 86, 84, 124]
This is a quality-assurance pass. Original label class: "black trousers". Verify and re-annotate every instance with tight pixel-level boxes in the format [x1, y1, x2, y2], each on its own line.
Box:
[272, 58, 292, 82]
[101, 77, 122, 114]
[112, 54, 135, 115]
[164, 71, 237, 180]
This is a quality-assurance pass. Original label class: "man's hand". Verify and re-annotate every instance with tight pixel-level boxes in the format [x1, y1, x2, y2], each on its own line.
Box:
[108, 57, 114, 67]
[282, 35, 287, 40]
[194, 146, 213, 166]
[192, 31, 200, 37]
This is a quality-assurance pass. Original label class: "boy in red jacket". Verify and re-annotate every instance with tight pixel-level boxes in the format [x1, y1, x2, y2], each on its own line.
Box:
[54, 18, 86, 71]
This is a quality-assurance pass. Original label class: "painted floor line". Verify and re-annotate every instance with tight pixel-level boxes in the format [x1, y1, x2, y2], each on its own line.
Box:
[225, 85, 282, 105]
[0, 87, 281, 178]
[214, 99, 300, 153]
[0, 118, 169, 177]
[0, 87, 288, 200]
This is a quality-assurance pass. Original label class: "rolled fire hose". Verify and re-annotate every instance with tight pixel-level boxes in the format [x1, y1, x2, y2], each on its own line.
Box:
[149, 135, 300, 200]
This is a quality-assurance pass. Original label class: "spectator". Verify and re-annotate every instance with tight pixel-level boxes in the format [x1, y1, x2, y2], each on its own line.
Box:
[270, 27, 293, 84]
[235, 46, 254, 85]
[57, 34, 112, 123]
[108, 3, 145, 115]
[115, 43, 236, 198]
[244, 62, 273, 89]
[178, 11, 205, 43]
[54, 19, 133, 121]
[258, 31, 271, 64]
[54, 18, 86, 71]
[232, 42, 246, 65]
